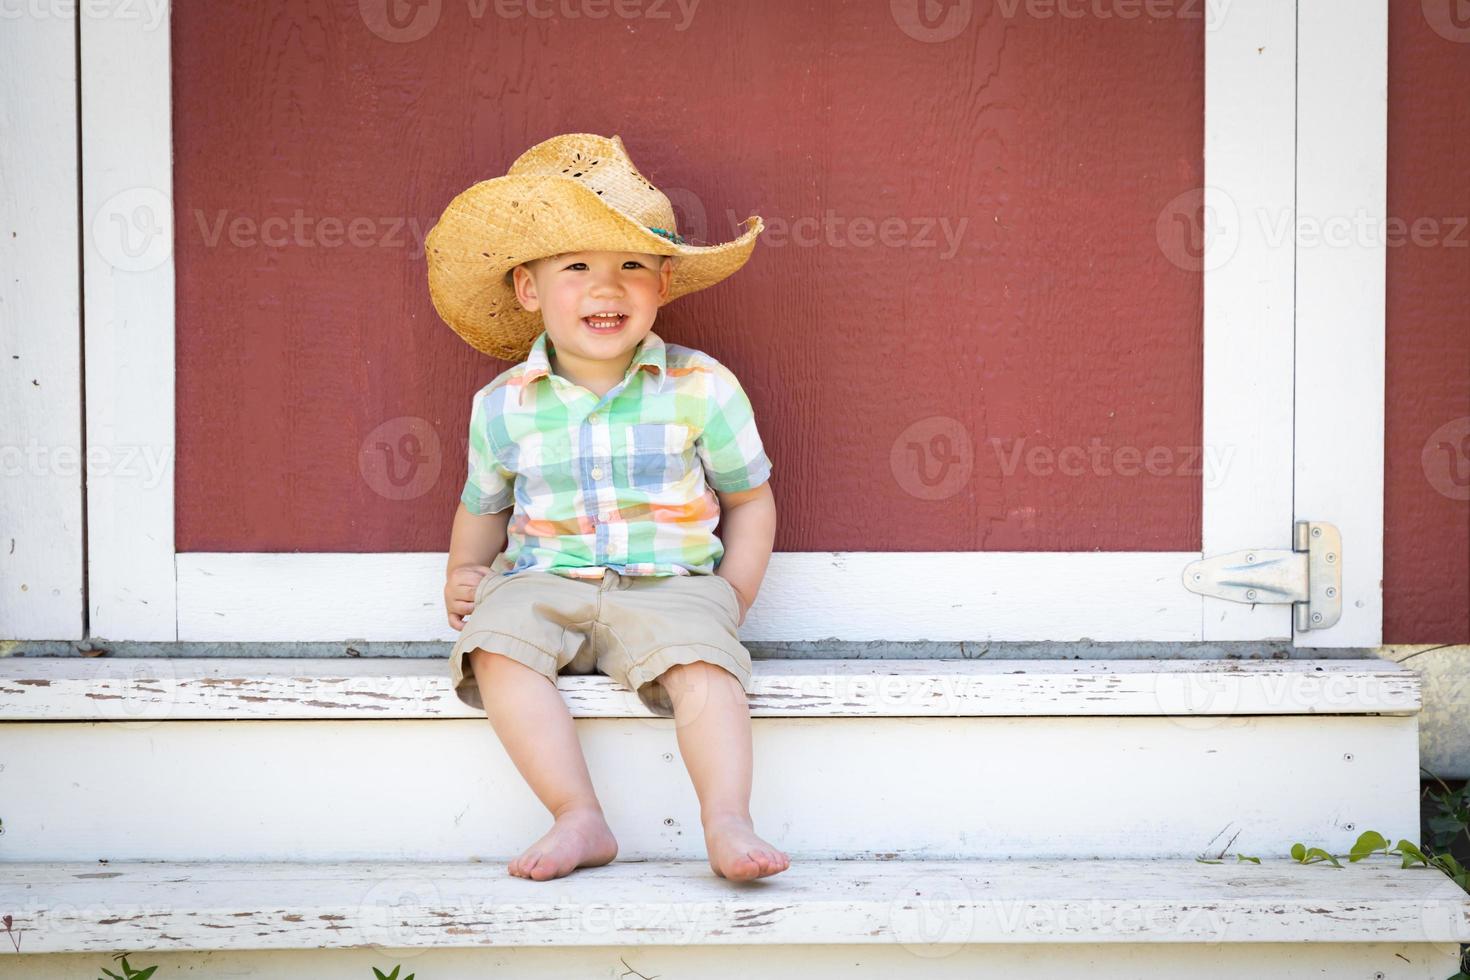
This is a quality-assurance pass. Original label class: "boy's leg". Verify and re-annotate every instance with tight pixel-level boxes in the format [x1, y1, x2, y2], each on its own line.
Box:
[658, 660, 790, 881]
[470, 648, 618, 881]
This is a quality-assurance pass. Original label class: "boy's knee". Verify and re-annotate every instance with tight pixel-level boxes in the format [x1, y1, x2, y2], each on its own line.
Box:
[470, 647, 534, 677]
[657, 660, 705, 682]
[656, 659, 736, 696]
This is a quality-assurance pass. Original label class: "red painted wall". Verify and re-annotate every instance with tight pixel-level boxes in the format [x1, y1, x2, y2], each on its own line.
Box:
[1384, 0, 1470, 643]
[173, 1, 1205, 556]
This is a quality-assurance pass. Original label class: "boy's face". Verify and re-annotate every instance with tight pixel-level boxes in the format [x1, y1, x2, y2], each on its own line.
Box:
[511, 250, 674, 368]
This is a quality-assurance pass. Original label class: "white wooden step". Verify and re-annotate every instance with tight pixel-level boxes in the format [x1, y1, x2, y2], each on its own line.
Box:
[0, 658, 1422, 863]
[4, 940, 1463, 979]
[0, 655, 1421, 719]
[0, 713, 1422, 862]
[2, 857, 1466, 954]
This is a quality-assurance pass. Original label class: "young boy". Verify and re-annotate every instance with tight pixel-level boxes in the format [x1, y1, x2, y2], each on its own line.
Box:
[425, 133, 787, 883]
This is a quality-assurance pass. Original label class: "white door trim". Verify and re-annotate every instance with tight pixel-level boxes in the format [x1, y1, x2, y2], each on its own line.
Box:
[175, 551, 1203, 642]
[1201, 0, 1297, 641]
[80, 1, 177, 641]
[71, 0, 1382, 645]
[1293, 0, 1387, 647]
[1, 9, 84, 640]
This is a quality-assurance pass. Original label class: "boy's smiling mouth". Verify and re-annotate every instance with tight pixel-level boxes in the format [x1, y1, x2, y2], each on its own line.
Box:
[582, 312, 628, 334]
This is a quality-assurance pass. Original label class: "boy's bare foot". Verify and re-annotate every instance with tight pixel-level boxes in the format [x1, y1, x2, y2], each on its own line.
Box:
[508, 807, 619, 881]
[703, 813, 790, 881]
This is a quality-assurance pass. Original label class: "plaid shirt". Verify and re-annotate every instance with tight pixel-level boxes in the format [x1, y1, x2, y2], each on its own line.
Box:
[461, 329, 773, 580]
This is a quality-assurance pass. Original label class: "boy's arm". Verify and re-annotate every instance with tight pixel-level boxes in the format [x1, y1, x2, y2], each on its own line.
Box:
[697, 360, 776, 626]
[714, 482, 775, 625]
[448, 502, 510, 575]
[447, 386, 516, 628]
[445, 502, 511, 630]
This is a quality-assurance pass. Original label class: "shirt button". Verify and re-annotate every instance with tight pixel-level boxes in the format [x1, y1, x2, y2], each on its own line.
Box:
[590, 466, 604, 480]
[588, 413, 599, 424]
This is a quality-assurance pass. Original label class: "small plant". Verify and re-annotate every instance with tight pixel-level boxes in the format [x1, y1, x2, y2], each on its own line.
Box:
[373, 966, 415, 980]
[98, 954, 158, 980]
[1288, 828, 1467, 884]
[1423, 769, 1470, 857]
[1290, 823, 1468, 980]
[1420, 770, 1470, 980]
[1194, 852, 1260, 865]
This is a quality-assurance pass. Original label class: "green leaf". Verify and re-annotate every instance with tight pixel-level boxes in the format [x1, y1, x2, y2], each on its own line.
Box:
[1438, 855, 1470, 894]
[131, 968, 158, 980]
[1348, 830, 1388, 861]
[1196, 858, 1223, 864]
[1236, 854, 1261, 864]
[1304, 847, 1343, 868]
[1290, 842, 1306, 861]
[1396, 840, 1428, 866]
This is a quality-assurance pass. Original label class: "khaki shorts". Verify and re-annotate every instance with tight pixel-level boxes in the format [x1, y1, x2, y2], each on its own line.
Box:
[448, 566, 754, 717]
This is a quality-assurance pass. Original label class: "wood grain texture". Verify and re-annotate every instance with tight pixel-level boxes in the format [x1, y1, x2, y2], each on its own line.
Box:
[0, 655, 1420, 720]
[3, 856, 1466, 952]
[1384, 0, 1470, 643]
[171, 1, 1204, 554]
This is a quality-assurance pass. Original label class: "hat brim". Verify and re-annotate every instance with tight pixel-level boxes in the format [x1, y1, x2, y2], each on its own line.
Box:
[426, 173, 763, 360]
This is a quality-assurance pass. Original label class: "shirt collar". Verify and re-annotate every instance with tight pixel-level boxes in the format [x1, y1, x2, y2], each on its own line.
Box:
[519, 329, 667, 406]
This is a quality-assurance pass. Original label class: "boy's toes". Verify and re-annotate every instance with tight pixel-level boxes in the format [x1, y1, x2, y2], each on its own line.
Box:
[711, 846, 788, 881]
[722, 852, 762, 880]
[509, 850, 549, 878]
[529, 856, 566, 880]
[704, 818, 790, 881]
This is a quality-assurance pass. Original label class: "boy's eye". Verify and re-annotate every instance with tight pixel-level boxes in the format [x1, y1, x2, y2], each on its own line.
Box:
[564, 260, 646, 271]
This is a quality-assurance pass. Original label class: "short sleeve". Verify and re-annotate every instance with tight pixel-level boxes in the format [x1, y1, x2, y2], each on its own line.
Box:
[695, 361, 773, 493]
[460, 392, 515, 515]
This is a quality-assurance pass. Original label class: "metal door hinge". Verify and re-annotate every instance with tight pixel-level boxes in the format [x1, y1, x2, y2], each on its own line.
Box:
[1182, 521, 1342, 631]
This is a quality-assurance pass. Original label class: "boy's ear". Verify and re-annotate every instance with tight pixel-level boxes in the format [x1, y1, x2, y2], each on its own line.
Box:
[658, 255, 675, 300]
[511, 262, 540, 311]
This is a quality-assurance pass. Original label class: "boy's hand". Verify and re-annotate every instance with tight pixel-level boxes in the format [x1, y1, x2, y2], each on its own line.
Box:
[445, 563, 493, 631]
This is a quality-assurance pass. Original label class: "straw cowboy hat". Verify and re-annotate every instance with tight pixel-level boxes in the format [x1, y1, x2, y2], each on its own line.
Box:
[425, 133, 765, 361]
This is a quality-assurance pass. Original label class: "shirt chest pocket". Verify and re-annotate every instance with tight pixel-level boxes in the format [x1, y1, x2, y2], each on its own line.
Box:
[617, 422, 695, 494]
